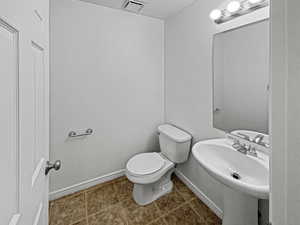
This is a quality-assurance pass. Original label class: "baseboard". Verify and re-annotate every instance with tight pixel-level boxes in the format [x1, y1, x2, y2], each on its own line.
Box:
[175, 169, 223, 219]
[49, 169, 125, 201]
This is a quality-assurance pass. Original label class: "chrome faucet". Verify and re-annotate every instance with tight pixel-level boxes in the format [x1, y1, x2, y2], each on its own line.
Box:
[253, 134, 264, 144]
[232, 140, 249, 154]
[247, 146, 258, 157]
[232, 140, 257, 157]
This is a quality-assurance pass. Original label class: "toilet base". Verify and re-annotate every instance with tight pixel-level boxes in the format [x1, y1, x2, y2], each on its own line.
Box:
[132, 168, 174, 206]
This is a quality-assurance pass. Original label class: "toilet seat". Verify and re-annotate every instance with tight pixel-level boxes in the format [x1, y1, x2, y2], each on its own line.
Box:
[126, 153, 165, 177]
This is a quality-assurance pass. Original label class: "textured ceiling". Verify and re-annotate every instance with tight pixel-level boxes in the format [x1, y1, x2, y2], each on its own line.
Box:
[79, 0, 197, 19]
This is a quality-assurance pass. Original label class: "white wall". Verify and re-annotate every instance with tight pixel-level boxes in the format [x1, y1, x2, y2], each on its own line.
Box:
[50, 0, 164, 192]
[165, 0, 225, 211]
[165, 1, 269, 223]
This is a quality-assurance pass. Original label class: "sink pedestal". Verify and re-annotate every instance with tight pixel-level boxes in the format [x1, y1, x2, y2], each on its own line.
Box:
[223, 186, 258, 225]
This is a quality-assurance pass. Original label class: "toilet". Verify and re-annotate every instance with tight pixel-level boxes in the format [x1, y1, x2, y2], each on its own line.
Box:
[126, 124, 192, 206]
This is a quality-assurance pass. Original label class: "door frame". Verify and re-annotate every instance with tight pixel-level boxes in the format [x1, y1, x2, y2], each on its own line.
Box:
[270, 0, 300, 224]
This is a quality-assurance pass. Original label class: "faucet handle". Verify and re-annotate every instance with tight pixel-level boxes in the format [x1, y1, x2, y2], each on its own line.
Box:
[247, 147, 258, 157]
[232, 139, 240, 149]
[253, 134, 264, 144]
[245, 144, 252, 151]
[262, 142, 270, 148]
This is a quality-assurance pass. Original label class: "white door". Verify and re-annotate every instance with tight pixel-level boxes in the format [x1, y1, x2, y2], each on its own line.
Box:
[0, 1, 55, 225]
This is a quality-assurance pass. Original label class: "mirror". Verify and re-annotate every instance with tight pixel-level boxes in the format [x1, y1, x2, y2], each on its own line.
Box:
[213, 20, 270, 134]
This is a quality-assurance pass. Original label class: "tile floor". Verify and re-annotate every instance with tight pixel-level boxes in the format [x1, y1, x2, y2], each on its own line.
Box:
[49, 175, 222, 225]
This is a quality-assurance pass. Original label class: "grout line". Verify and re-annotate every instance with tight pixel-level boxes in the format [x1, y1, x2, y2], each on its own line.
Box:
[153, 202, 163, 220]
[146, 201, 171, 225]
[153, 198, 195, 222]
[63, 192, 88, 225]
[69, 217, 87, 225]
[173, 183, 196, 202]
[188, 199, 222, 224]
[163, 200, 192, 217]
[154, 202, 161, 212]
[162, 216, 169, 225]
[188, 200, 204, 219]
[172, 176, 195, 200]
[174, 171, 223, 219]
[85, 202, 120, 218]
[148, 218, 164, 225]
[153, 201, 167, 224]
[84, 195, 130, 219]
[76, 177, 128, 218]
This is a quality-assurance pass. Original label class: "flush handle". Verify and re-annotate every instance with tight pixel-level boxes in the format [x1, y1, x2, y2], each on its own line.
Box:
[45, 160, 61, 175]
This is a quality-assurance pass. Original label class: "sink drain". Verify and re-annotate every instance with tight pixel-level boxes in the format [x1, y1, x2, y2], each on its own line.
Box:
[231, 172, 241, 180]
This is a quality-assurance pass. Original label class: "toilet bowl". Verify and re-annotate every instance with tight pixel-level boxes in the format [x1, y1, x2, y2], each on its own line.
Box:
[125, 124, 192, 206]
[126, 152, 175, 205]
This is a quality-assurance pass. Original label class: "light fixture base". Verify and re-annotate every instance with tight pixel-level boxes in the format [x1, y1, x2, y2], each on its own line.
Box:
[212, 0, 269, 24]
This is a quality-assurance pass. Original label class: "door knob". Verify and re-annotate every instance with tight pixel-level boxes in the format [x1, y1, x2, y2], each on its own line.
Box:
[45, 160, 61, 175]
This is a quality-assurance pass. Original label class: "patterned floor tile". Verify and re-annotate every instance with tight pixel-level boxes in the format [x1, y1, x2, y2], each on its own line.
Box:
[155, 189, 185, 215]
[49, 192, 86, 225]
[164, 203, 206, 225]
[113, 178, 134, 202]
[189, 199, 221, 225]
[71, 219, 87, 225]
[86, 182, 119, 215]
[49, 175, 221, 225]
[148, 218, 168, 225]
[121, 197, 160, 225]
[172, 176, 196, 201]
[88, 204, 128, 225]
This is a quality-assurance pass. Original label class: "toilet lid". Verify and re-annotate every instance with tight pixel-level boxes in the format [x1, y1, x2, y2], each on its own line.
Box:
[127, 153, 165, 176]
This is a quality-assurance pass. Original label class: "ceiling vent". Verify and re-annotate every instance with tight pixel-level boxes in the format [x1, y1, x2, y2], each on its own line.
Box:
[123, 0, 144, 14]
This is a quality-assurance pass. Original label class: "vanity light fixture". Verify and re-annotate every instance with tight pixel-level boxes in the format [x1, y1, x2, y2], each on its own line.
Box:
[210, 0, 269, 24]
[226, 1, 241, 13]
[209, 9, 223, 20]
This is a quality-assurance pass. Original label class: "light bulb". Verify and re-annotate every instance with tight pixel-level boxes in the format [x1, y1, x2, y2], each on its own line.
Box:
[249, 0, 264, 4]
[226, 1, 241, 13]
[209, 9, 222, 20]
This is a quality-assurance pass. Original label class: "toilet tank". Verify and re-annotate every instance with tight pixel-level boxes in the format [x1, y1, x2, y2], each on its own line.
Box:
[158, 124, 192, 163]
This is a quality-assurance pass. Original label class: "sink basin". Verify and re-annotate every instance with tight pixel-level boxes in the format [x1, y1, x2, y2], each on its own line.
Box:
[192, 138, 269, 225]
[192, 138, 269, 199]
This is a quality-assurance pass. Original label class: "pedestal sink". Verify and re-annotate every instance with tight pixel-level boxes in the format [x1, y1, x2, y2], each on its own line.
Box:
[192, 138, 269, 225]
